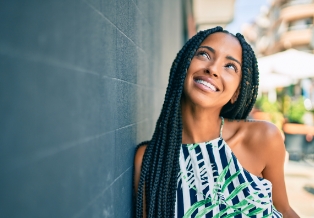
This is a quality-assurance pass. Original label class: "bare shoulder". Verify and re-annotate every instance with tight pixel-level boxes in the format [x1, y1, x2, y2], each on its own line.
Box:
[134, 144, 147, 194]
[225, 118, 285, 157]
[243, 119, 283, 144]
[225, 118, 286, 168]
[241, 119, 286, 158]
[134, 145, 147, 168]
[226, 118, 283, 144]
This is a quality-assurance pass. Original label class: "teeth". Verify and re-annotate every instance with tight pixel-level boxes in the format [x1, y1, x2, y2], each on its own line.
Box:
[196, 79, 217, 91]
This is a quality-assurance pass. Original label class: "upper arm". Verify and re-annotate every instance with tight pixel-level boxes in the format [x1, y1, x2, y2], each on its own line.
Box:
[134, 145, 147, 197]
[134, 145, 147, 217]
[261, 124, 288, 207]
[260, 123, 299, 217]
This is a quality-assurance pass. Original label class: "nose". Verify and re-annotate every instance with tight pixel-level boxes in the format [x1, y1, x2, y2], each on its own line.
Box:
[204, 63, 219, 78]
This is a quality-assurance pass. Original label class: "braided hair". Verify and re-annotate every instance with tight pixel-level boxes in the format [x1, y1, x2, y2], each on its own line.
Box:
[135, 26, 259, 218]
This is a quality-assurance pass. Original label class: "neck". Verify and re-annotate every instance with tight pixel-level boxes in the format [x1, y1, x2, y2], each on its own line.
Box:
[181, 100, 222, 144]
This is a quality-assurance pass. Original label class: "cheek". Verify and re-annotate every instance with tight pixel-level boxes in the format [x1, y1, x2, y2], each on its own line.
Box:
[184, 68, 194, 88]
[182, 74, 190, 96]
[187, 58, 200, 73]
[224, 74, 241, 94]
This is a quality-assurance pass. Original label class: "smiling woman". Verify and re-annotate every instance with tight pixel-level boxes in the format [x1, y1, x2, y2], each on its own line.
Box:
[133, 27, 299, 218]
[183, 33, 242, 112]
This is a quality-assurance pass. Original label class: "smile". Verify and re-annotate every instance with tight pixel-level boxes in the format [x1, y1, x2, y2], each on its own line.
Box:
[195, 79, 218, 92]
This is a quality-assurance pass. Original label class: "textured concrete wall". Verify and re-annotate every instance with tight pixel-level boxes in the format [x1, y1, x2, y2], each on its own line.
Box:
[0, 0, 183, 217]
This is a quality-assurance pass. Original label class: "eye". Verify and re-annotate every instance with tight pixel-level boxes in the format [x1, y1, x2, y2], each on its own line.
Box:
[196, 49, 210, 60]
[225, 63, 238, 72]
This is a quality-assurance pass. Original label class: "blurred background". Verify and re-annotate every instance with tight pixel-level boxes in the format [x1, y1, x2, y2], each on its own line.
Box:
[0, 0, 313, 217]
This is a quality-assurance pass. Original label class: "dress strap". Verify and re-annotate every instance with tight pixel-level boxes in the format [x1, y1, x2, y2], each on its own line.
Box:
[219, 116, 224, 138]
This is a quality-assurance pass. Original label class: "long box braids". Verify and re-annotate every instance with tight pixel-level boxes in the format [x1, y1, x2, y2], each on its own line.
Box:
[134, 26, 259, 218]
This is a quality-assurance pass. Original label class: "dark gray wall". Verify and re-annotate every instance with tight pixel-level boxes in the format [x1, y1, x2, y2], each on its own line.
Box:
[0, 0, 183, 217]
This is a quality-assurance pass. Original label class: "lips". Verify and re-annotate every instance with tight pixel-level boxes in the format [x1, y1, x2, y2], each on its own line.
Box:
[193, 76, 220, 92]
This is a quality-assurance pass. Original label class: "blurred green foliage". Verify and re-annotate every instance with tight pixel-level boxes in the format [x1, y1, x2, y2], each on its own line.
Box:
[255, 95, 306, 124]
[285, 96, 306, 124]
[255, 96, 279, 113]
[255, 96, 284, 128]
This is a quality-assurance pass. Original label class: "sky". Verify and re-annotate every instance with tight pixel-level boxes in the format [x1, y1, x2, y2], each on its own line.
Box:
[226, 0, 270, 34]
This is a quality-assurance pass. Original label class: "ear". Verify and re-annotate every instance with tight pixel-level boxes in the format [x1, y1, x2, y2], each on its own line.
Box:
[231, 86, 240, 104]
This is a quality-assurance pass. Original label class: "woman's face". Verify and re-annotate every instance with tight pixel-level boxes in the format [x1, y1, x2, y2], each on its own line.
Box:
[183, 32, 242, 109]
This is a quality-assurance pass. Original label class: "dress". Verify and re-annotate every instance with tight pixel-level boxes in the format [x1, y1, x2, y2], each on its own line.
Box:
[175, 117, 283, 218]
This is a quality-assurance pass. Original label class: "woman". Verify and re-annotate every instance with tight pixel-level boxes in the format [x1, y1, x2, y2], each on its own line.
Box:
[134, 27, 299, 218]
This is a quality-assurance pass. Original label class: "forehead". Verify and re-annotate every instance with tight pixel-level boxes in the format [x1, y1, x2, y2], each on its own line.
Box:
[199, 32, 242, 61]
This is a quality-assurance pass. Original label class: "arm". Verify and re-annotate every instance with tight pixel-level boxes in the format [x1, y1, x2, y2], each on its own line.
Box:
[261, 124, 299, 218]
[134, 145, 147, 218]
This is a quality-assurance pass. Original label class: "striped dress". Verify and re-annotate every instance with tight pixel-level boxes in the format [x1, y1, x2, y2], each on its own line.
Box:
[175, 117, 283, 218]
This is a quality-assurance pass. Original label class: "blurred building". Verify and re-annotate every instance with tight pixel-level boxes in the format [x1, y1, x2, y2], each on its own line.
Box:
[243, 0, 314, 56]
[185, 0, 235, 37]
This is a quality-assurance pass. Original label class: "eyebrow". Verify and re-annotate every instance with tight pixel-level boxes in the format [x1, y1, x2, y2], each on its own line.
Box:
[226, 55, 242, 67]
[198, 46, 242, 67]
[199, 45, 215, 53]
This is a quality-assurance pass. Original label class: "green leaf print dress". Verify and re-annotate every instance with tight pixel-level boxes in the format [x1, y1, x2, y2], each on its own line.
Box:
[175, 117, 283, 218]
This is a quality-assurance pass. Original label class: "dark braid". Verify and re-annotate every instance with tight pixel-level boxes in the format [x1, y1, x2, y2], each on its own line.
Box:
[220, 32, 259, 119]
[134, 26, 259, 217]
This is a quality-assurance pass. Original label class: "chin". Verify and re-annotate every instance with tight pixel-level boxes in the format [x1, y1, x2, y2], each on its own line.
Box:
[184, 94, 214, 107]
